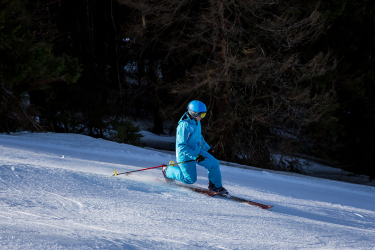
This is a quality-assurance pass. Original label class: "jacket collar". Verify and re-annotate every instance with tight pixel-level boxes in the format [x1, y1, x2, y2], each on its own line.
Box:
[179, 111, 197, 125]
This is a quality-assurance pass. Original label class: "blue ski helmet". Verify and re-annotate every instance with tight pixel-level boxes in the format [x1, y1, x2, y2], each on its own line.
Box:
[187, 100, 207, 118]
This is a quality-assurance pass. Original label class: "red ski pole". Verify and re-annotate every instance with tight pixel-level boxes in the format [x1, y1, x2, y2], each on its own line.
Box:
[113, 165, 166, 176]
[113, 158, 204, 176]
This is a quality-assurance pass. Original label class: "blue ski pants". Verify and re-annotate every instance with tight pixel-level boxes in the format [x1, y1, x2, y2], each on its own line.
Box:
[165, 150, 222, 188]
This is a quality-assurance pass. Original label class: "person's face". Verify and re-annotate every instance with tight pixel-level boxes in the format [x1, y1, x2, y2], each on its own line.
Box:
[196, 116, 202, 121]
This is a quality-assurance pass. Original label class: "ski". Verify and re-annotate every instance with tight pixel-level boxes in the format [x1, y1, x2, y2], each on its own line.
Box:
[222, 195, 273, 210]
[176, 184, 218, 197]
[156, 178, 273, 210]
[176, 184, 273, 210]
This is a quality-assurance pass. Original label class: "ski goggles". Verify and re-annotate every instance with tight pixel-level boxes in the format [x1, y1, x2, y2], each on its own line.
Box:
[189, 111, 207, 118]
[199, 112, 206, 118]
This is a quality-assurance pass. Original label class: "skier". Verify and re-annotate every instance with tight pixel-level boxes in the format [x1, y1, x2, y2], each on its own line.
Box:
[162, 100, 229, 196]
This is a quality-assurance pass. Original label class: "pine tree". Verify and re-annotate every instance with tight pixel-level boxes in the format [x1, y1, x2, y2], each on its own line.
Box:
[0, 0, 80, 133]
[314, 0, 375, 177]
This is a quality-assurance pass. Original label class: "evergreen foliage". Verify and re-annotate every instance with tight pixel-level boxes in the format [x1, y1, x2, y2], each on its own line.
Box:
[0, 0, 80, 132]
[109, 120, 145, 147]
[316, 0, 375, 177]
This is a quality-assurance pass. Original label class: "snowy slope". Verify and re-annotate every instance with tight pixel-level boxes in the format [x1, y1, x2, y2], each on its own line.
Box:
[1, 133, 375, 249]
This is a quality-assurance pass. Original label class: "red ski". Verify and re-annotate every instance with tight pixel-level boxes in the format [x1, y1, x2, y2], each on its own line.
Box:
[155, 178, 273, 210]
[178, 184, 273, 210]
[223, 195, 273, 210]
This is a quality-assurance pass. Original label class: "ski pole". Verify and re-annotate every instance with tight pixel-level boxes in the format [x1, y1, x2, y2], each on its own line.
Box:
[113, 158, 205, 176]
[208, 143, 219, 154]
[113, 165, 166, 176]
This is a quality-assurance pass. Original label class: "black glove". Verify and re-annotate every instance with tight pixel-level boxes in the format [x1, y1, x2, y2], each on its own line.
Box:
[196, 155, 206, 163]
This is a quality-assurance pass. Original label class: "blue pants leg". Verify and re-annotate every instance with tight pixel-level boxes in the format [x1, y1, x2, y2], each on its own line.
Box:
[165, 151, 222, 187]
[197, 150, 222, 188]
[166, 161, 197, 184]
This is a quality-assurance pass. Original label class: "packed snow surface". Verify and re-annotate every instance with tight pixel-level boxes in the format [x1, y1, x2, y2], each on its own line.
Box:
[1, 133, 375, 249]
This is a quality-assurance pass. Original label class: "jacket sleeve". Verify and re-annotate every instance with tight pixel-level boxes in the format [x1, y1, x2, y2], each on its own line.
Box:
[176, 122, 200, 159]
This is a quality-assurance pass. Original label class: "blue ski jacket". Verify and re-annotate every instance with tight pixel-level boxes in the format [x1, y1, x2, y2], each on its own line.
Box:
[176, 112, 210, 162]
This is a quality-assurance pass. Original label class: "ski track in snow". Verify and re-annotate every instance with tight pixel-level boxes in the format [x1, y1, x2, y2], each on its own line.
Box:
[1, 133, 375, 249]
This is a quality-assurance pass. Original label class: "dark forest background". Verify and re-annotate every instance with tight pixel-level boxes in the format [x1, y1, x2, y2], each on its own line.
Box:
[1, 0, 375, 178]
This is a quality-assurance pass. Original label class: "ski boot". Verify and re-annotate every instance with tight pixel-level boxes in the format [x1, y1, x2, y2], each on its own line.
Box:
[208, 181, 230, 197]
[161, 164, 174, 184]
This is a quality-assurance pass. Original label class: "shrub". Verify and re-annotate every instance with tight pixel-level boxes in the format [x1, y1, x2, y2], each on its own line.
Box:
[109, 121, 146, 147]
